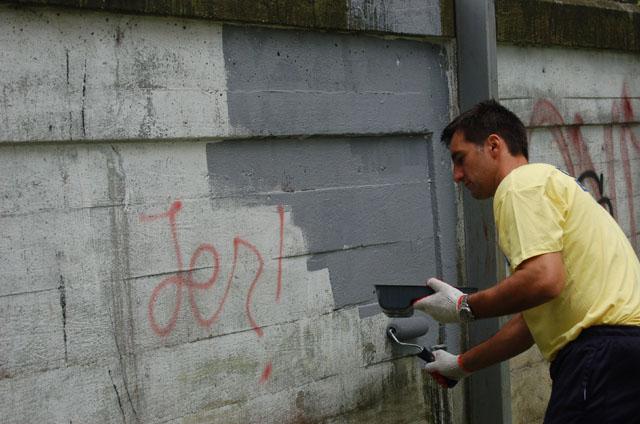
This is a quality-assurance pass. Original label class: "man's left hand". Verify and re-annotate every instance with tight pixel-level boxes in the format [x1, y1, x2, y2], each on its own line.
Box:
[424, 349, 471, 388]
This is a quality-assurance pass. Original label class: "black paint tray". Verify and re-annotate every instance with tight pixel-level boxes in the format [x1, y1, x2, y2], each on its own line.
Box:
[374, 284, 478, 317]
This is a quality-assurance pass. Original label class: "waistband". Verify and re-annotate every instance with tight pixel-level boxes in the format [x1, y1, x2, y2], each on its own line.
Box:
[552, 325, 640, 369]
[576, 325, 640, 339]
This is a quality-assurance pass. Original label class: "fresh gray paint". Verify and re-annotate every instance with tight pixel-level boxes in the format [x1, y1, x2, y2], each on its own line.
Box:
[223, 25, 451, 136]
[206, 136, 439, 309]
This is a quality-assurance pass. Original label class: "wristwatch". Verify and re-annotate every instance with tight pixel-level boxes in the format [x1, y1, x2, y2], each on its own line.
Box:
[458, 294, 476, 322]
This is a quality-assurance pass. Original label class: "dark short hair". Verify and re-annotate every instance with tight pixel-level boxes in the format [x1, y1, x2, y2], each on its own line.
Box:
[440, 99, 528, 160]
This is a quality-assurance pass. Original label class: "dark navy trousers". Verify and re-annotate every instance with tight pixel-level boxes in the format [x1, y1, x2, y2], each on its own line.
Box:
[544, 325, 640, 424]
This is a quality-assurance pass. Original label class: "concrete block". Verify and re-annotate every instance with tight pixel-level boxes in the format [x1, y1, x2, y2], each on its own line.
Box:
[62, 199, 333, 360]
[0, 290, 65, 378]
[0, 6, 230, 143]
[223, 25, 450, 136]
[132, 308, 427, 423]
[0, 360, 133, 423]
[0, 209, 97, 296]
[498, 45, 640, 126]
[171, 358, 426, 423]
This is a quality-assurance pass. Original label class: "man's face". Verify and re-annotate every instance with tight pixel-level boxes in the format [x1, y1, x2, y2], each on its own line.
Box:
[449, 130, 497, 199]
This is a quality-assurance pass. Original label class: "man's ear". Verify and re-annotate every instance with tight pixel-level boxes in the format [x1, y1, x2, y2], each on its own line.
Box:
[486, 134, 502, 158]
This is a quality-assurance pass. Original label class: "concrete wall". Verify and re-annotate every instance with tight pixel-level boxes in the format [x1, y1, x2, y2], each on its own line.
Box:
[500, 45, 640, 251]
[500, 44, 640, 423]
[0, 3, 463, 423]
[9, 1, 636, 422]
[496, 2, 640, 422]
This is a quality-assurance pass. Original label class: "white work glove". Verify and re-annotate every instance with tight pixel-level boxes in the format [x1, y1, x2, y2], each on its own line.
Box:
[424, 349, 471, 388]
[412, 278, 464, 323]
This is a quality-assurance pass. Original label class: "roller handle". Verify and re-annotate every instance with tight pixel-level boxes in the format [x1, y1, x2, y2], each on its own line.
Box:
[417, 348, 435, 362]
[417, 349, 458, 388]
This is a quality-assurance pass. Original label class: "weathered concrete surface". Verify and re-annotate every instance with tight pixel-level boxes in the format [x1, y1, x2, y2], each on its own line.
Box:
[499, 46, 640, 126]
[498, 44, 640, 422]
[0, 5, 452, 143]
[6, 0, 455, 36]
[0, 5, 231, 143]
[0, 142, 439, 423]
[0, 4, 459, 423]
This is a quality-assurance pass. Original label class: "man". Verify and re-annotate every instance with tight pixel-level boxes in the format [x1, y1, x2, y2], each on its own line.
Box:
[414, 100, 640, 423]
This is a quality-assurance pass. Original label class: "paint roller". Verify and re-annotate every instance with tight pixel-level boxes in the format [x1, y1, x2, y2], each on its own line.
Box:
[386, 315, 458, 388]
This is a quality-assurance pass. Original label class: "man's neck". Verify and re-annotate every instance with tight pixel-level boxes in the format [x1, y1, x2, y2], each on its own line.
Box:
[496, 155, 528, 186]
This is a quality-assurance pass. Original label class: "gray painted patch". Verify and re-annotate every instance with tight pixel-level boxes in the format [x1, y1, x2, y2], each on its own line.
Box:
[206, 136, 438, 308]
[218, 25, 456, 313]
[222, 25, 450, 136]
[358, 302, 383, 318]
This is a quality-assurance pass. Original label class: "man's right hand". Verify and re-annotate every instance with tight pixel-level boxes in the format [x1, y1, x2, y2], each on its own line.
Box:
[413, 278, 464, 323]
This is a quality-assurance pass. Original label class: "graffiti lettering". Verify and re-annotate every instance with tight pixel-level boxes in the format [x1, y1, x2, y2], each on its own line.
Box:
[530, 83, 639, 249]
[140, 201, 285, 383]
[577, 170, 614, 215]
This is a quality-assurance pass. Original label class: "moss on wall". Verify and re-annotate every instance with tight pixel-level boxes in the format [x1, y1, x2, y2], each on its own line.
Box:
[8, 0, 456, 36]
[9, 0, 349, 30]
[496, 0, 640, 52]
[440, 0, 455, 39]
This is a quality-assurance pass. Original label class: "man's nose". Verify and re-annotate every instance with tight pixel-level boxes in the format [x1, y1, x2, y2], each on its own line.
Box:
[453, 165, 464, 183]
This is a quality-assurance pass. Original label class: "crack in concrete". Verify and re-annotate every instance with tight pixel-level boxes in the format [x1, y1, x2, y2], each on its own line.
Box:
[81, 59, 87, 137]
[108, 305, 140, 423]
[58, 274, 68, 362]
[108, 369, 127, 424]
[0, 287, 57, 299]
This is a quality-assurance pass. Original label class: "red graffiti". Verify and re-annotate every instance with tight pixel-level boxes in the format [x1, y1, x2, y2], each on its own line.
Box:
[140, 200, 285, 383]
[259, 362, 273, 384]
[530, 84, 639, 249]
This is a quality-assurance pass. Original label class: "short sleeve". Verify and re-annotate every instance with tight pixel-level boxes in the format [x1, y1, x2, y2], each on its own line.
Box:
[495, 187, 565, 270]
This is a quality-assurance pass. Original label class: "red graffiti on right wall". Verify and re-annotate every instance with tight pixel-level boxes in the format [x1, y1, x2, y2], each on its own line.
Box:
[530, 84, 639, 250]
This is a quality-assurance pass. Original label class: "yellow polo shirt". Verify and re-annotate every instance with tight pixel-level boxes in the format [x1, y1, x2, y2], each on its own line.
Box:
[493, 163, 640, 361]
